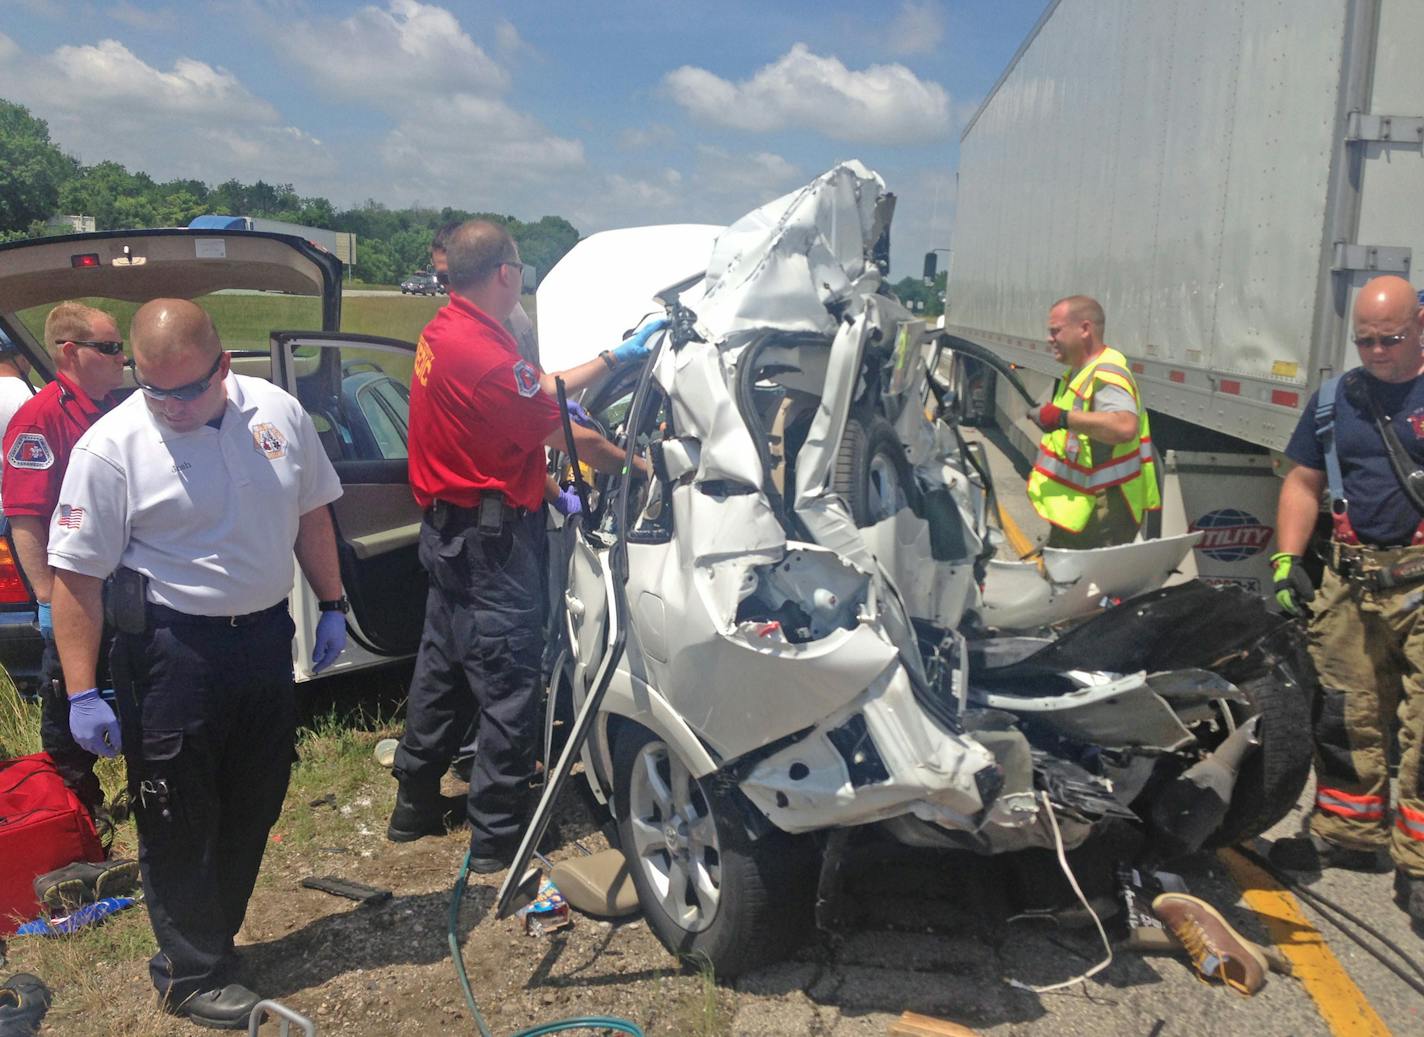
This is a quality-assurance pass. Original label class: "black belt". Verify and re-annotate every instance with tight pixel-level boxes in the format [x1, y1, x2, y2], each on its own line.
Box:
[425, 495, 528, 528]
[146, 600, 288, 628]
[1330, 542, 1424, 592]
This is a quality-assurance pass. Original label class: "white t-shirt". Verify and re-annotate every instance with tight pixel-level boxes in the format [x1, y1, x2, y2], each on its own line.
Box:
[49, 373, 342, 616]
[0, 375, 34, 438]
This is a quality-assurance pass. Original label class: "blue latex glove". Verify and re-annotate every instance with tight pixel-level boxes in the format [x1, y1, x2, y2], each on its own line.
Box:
[552, 486, 582, 517]
[611, 317, 669, 364]
[69, 689, 121, 757]
[312, 611, 347, 673]
[565, 399, 594, 427]
[37, 601, 52, 638]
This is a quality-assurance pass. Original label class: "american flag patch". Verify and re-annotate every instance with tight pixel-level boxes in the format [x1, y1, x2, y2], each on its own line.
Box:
[57, 504, 85, 529]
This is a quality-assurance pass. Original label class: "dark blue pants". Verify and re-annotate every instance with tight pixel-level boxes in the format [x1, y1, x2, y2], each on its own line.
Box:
[39, 632, 105, 812]
[111, 603, 296, 1005]
[394, 508, 545, 860]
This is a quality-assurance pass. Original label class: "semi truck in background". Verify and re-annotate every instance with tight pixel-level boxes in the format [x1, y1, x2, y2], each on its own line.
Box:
[188, 214, 356, 267]
[939, 0, 1423, 592]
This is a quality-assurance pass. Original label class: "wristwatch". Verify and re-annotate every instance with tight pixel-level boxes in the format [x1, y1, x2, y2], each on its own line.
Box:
[599, 349, 616, 371]
[318, 597, 350, 614]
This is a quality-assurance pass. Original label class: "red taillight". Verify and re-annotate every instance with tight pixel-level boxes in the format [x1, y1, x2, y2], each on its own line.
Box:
[0, 539, 33, 604]
[70, 253, 100, 268]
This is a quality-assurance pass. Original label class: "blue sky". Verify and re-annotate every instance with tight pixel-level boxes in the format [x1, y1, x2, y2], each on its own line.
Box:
[0, 0, 1045, 274]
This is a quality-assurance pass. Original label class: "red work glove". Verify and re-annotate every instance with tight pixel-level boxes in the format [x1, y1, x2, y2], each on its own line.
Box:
[1031, 402, 1069, 431]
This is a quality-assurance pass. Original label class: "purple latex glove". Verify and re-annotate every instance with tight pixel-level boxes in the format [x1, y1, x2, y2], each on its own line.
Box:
[312, 610, 347, 673]
[552, 486, 582, 517]
[565, 399, 594, 427]
[69, 689, 121, 757]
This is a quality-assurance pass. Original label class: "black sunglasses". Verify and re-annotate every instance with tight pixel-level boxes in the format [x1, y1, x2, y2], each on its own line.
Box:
[58, 339, 125, 356]
[1353, 333, 1410, 349]
[132, 353, 225, 402]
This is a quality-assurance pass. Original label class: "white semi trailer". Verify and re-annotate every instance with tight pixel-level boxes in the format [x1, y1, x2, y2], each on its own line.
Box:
[943, 0, 1424, 592]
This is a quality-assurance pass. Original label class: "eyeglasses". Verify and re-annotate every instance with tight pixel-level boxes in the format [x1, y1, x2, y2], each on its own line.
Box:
[1354, 333, 1411, 349]
[501, 260, 524, 274]
[59, 339, 125, 356]
[132, 353, 224, 402]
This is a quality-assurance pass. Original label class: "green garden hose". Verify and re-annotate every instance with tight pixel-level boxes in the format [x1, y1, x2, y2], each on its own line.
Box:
[449, 848, 645, 1037]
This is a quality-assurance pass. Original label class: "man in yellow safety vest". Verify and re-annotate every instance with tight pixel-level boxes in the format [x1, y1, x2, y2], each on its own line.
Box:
[1026, 295, 1159, 548]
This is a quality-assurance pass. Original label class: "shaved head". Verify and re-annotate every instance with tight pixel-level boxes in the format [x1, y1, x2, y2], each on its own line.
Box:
[1354, 275, 1420, 327]
[1352, 276, 1424, 384]
[130, 299, 222, 366]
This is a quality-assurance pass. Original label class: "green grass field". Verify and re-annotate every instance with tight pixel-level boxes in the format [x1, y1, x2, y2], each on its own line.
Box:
[16, 292, 537, 355]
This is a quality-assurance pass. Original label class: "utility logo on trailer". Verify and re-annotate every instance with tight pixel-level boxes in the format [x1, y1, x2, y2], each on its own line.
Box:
[1190, 509, 1273, 562]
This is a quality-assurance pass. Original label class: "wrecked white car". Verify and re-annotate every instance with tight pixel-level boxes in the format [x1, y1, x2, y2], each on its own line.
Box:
[499, 163, 1312, 976]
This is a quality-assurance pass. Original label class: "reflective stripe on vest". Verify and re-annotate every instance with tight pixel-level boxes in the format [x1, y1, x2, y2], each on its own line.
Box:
[1027, 347, 1160, 531]
[1315, 786, 1386, 821]
[1397, 803, 1424, 842]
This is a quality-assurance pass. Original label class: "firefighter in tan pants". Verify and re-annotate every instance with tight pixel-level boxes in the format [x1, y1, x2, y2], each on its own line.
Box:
[1269, 275, 1424, 930]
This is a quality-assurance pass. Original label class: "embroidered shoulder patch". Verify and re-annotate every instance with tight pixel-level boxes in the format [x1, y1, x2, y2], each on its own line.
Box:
[513, 359, 540, 398]
[252, 422, 287, 459]
[6, 432, 54, 470]
[1407, 408, 1424, 439]
[56, 504, 84, 529]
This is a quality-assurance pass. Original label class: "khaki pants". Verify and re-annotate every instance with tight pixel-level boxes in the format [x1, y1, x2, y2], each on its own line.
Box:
[1307, 542, 1424, 877]
[1045, 488, 1140, 550]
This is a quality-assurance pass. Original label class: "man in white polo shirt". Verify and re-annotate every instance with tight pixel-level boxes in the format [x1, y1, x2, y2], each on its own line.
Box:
[47, 299, 348, 1031]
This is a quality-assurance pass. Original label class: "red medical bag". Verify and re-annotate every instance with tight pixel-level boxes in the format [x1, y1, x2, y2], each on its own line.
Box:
[0, 752, 103, 934]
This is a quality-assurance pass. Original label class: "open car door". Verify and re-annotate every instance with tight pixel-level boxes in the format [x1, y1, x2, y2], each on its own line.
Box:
[269, 331, 426, 676]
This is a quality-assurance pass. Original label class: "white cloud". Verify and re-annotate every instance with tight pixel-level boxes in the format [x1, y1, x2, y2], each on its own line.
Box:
[276, 0, 507, 103]
[617, 124, 676, 151]
[494, 18, 529, 56]
[0, 35, 334, 184]
[664, 44, 952, 145]
[379, 93, 584, 196]
[689, 146, 801, 198]
[886, 1, 946, 57]
[109, 2, 174, 30]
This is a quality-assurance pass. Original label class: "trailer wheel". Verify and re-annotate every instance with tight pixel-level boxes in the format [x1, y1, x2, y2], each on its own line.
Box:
[613, 725, 813, 977]
[1205, 659, 1314, 848]
[833, 414, 915, 527]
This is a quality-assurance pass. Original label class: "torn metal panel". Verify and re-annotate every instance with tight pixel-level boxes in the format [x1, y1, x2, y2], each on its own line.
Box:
[695, 162, 886, 343]
[789, 310, 877, 571]
[977, 532, 1201, 629]
[859, 507, 977, 631]
[970, 670, 1195, 750]
[739, 665, 997, 834]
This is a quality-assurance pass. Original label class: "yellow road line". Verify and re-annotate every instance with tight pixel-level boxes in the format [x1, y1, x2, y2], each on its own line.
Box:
[1218, 849, 1391, 1036]
[995, 498, 1038, 560]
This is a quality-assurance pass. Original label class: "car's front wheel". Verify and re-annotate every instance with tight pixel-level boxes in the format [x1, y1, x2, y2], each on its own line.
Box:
[613, 725, 813, 977]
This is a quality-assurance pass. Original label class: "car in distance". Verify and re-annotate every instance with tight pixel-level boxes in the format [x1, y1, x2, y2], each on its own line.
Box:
[399, 271, 444, 296]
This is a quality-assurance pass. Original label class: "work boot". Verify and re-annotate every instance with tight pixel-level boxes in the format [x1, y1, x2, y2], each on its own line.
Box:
[32, 858, 140, 914]
[1152, 893, 1269, 996]
[1394, 871, 1424, 931]
[386, 782, 467, 843]
[0, 973, 52, 1036]
[1266, 834, 1389, 873]
[164, 984, 262, 1031]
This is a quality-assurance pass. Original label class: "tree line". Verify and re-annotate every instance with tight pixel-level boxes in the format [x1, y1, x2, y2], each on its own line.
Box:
[0, 99, 579, 286]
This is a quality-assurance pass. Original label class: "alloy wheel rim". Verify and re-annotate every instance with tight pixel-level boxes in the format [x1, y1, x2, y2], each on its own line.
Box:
[627, 740, 722, 932]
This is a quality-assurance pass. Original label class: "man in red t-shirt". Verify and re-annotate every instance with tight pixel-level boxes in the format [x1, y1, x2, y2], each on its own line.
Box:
[389, 220, 653, 871]
[2, 301, 127, 814]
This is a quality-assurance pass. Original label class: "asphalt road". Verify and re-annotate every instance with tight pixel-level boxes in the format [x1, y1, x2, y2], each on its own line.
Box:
[307, 421, 1423, 1036]
[959, 424, 1424, 1037]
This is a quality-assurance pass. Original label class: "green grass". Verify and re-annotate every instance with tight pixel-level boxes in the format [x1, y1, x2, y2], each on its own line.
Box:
[17, 291, 537, 356]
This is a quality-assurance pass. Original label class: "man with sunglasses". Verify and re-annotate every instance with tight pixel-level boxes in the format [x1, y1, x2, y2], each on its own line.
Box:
[1270, 275, 1424, 931]
[390, 219, 651, 869]
[2, 302, 128, 822]
[45, 299, 347, 1029]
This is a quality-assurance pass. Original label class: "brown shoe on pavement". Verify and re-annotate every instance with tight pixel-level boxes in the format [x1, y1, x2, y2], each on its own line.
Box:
[1152, 893, 1269, 995]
